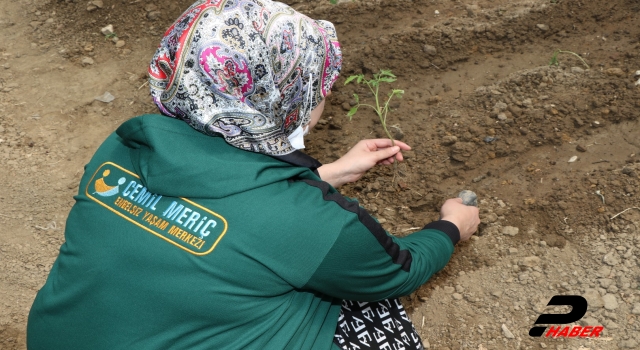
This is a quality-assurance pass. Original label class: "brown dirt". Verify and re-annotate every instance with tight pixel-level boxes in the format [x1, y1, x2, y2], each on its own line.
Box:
[1, 0, 639, 349]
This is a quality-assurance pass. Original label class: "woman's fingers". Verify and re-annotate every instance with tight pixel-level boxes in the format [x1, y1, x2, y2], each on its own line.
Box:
[366, 139, 411, 151]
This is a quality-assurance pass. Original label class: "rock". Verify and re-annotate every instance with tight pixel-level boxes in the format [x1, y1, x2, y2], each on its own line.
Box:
[603, 251, 620, 266]
[568, 156, 578, 163]
[493, 101, 508, 112]
[579, 316, 600, 326]
[422, 339, 430, 349]
[115, 40, 126, 48]
[87, 0, 103, 11]
[520, 256, 541, 267]
[426, 96, 441, 105]
[144, 4, 158, 12]
[452, 293, 463, 300]
[483, 212, 498, 223]
[571, 67, 585, 74]
[598, 278, 614, 288]
[458, 190, 477, 206]
[497, 113, 507, 121]
[596, 266, 611, 278]
[502, 226, 519, 236]
[631, 303, 640, 315]
[101, 24, 114, 36]
[583, 289, 604, 310]
[622, 167, 638, 177]
[29, 21, 42, 29]
[536, 24, 549, 31]
[81, 57, 94, 66]
[501, 324, 515, 339]
[602, 294, 618, 310]
[422, 45, 437, 56]
[605, 68, 625, 77]
[576, 144, 587, 152]
[147, 11, 162, 21]
[94, 92, 115, 103]
[443, 286, 455, 293]
[508, 248, 518, 255]
[441, 135, 457, 146]
[619, 340, 639, 349]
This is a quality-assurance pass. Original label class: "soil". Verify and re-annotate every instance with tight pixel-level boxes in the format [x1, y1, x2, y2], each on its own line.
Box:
[1, 0, 639, 349]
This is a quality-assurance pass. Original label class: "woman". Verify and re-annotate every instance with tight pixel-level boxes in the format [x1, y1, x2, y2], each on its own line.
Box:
[27, 1, 479, 349]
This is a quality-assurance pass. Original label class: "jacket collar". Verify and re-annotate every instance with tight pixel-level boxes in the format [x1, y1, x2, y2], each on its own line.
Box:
[272, 151, 322, 174]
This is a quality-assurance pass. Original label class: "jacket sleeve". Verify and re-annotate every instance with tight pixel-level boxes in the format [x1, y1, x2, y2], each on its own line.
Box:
[300, 180, 458, 302]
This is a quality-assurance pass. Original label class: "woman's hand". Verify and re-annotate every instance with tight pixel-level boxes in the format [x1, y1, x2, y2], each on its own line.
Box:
[317, 139, 411, 188]
[440, 198, 480, 241]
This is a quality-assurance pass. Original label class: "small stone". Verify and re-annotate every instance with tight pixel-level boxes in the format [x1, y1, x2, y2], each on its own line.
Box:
[571, 67, 585, 74]
[502, 226, 519, 236]
[579, 316, 600, 326]
[603, 251, 619, 266]
[87, 4, 98, 12]
[483, 212, 498, 223]
[508, 248, 518, 255]
[441, 135, 457, 146]
[497, 113, 507, 121]
[100, 24, 114, 36]
[539, 241, 547, 247]
[619, 340, 639, 349]
[422, 339, 430, 349]
[493, 101, 508, 112]
[602, 294, 619, 310]
[443, 286, 455, 293]
[147, 11, 162, 21]
[520, 256, 541, 267]
[501, 324, 515, 339]
[29, 21, 42, 29]
[583, 289, 604, 309]
[536, 24, 549, 31]
[81, 57, 94, 66]
[568, 156, 578, 163]
[576, 144, 587, 152]
[426, 96, 441, 105]
[452, 293, 463, 300]
[605, 68, 624, 77]
[422, 45, 437, 56]
[631, 303, 640, 315]
[596, 266, 611, 278]
[94, 92, 115, 103]
[92, 0, 104, 8]
[115, 40, 125, 48]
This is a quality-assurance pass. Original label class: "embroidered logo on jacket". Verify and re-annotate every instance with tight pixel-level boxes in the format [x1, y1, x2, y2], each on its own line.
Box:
[86, 162, 228, 255]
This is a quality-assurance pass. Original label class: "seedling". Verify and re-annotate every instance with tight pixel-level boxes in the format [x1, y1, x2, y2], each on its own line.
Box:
[345, 69, 404, 181]
[549, 50, 589, 69]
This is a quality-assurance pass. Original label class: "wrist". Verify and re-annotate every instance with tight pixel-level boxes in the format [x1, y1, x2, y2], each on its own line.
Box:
[317, 162, 349, 188]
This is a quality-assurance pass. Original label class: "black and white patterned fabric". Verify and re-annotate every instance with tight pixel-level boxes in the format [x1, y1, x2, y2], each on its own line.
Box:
[334, 299, 424, 350]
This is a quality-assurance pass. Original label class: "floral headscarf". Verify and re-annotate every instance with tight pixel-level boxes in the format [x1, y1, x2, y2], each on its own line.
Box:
[149, 0, 342, 156]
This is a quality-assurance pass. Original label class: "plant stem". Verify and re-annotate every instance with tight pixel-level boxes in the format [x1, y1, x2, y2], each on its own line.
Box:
[558, 50, 590, 69]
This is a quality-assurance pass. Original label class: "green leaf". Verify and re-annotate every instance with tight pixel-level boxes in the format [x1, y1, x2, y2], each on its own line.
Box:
[347, 106, 359, 118]
[353, 93, 359, 104]
[378, 77, 396, 83]
[379, 69, 396, 78]
[344, 75, 358, 85]
[330, 0, 337, 4]
[356, 75, 363, 84]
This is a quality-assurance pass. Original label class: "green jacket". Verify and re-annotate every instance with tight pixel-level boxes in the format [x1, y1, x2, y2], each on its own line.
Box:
[27, 115, 458, 349]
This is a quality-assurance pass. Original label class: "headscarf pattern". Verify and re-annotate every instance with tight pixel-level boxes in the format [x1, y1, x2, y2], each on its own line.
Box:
[149, 0, 342, 156]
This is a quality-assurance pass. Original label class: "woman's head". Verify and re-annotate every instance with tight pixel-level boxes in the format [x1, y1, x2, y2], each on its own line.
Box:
[149, 0, 342, 156]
